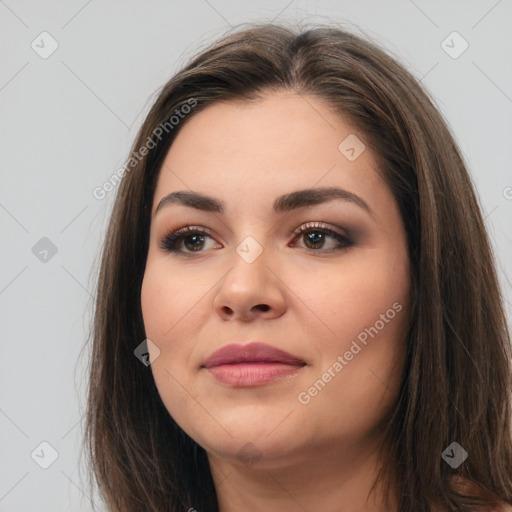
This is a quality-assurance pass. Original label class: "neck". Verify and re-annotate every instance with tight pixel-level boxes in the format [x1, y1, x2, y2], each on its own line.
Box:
[207, 434, 398, 512]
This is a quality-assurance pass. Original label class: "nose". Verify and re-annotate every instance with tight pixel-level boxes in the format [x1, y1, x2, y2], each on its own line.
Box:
[212, 247, 286, 322]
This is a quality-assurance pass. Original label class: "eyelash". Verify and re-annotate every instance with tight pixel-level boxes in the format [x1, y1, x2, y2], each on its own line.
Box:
[159, 222, 353, 256]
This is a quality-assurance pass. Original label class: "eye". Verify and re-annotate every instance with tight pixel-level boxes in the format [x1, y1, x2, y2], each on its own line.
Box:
[159, 222, 353, 256]
[159, 225, 220, 254]
[289, 222, 353, 253]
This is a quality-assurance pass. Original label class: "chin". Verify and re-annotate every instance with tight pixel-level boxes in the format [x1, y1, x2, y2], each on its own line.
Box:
[202, 433, 306, 471]
[184, 414, 302, 462]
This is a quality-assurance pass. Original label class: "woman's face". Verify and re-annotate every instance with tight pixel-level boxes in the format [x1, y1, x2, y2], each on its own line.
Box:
[141, 90, 411, 470]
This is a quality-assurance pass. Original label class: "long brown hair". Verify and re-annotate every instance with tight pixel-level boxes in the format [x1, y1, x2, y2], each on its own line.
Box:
[81, 22, 512, 511]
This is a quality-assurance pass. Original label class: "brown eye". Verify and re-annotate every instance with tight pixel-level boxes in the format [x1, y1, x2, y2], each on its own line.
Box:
[160, 222, 353, 256]
[291, 222, 353, 253]
[160, 226, 220, 254]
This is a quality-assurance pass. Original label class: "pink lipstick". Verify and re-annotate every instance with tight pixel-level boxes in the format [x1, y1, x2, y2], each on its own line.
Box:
[202, 342, 306, 387]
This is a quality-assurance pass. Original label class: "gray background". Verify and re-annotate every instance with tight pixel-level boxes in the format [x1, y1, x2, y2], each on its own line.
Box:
[0, 1, 511, 510]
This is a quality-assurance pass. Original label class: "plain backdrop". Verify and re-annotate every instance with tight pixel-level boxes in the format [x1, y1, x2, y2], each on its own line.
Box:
[0, 1, 511, 510]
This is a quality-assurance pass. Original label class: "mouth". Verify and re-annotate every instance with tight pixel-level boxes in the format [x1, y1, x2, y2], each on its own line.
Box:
[202, 341, 306, 387]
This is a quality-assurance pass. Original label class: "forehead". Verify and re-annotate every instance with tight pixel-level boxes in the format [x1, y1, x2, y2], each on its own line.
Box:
[152, 90, 389, 218]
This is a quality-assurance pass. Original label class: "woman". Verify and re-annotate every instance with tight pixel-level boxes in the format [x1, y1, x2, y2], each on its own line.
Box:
[83, 22, 512, 511]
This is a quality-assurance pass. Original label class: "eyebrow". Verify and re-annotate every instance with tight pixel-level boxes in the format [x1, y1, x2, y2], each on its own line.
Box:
[155, 187, 375, 218]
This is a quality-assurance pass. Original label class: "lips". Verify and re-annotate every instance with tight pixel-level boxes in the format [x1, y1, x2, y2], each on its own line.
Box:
[202, 341, 305, 368]
[202, 342, 306, 387]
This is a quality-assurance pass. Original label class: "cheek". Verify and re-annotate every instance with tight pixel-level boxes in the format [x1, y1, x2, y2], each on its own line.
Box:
[140, 264, 203, 427]
[295, 249, 410, 351]
[140, 258, 216, 408]
[140, 266, 169, 339]
[140, 260, 208, 341]
[293, 246, 410, 412]
[140, 262, 194, 377]
[293, 263, 409, 433]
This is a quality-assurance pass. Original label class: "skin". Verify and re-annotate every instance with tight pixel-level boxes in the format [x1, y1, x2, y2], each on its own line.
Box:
[141, 90, 412, 512]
